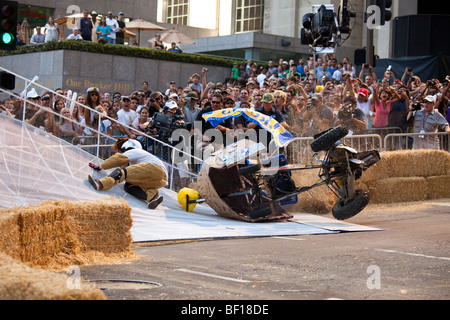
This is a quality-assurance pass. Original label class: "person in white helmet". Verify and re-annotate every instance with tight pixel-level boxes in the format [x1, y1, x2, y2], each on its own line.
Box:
[88, 138, 168, 209]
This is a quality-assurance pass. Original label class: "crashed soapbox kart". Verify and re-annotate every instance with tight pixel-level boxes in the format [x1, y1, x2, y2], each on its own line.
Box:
[179, 126, 380, 222]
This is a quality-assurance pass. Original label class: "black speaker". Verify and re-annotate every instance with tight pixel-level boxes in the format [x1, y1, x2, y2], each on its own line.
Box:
[0, 71, 15, 90]
[392, 15, 450, 58]
[354, 47, 376, 67]
[354, 48, 366, 66]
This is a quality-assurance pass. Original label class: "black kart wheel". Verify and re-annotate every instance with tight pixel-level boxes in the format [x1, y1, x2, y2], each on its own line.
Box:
[238, 163, 261, 176]
[311, 126, 349, 153]
[332, 189, 370, 220]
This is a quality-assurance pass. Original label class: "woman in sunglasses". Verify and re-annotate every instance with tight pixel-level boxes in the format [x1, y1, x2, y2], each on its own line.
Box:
[83, 87, 106, 135]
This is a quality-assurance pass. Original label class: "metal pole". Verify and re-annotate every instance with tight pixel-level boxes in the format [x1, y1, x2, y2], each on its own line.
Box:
[366, 0, 374, 67]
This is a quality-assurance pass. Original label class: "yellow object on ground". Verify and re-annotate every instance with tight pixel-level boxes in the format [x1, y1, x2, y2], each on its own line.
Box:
[178, 188, 200, 212]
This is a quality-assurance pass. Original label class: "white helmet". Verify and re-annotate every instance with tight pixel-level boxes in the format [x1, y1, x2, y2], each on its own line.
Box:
[120, 139, 142, 153]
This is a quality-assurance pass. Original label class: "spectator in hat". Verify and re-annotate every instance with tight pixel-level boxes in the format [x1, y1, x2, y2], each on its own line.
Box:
[16, 89, 40, 121]
[66, 28, 83, 41]
[117, 96, 138, 138]
[248, 93, 289, 147]
[105, 11, 119, 44]
[116, 12, 126, 45]
[183, 92, 200, 131]
[91, 11, 99, 42]
[409, 95, 450, 150]
[165, 81, 177, 96]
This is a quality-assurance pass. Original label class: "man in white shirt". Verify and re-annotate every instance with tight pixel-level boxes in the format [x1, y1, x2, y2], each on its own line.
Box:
[117, 96, 138, 138]
[66, 29, 83, 41]
[88, 138, 168, 209]
[105, 11, 119, 44]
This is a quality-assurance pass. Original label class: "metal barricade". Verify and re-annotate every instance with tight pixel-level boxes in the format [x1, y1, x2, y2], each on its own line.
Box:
[384, 132, 450, 152]
[342, 134, 383, 152]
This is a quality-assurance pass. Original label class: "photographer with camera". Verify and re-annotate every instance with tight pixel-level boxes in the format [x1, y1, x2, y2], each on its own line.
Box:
[300, 93, 334, 137]
[334, 96, 367, 135]
[147, 91, 164, 117]
[408, 95, 450, 150]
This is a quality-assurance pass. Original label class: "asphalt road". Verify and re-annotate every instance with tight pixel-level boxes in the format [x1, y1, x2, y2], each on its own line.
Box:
[81, 199, 450, 303]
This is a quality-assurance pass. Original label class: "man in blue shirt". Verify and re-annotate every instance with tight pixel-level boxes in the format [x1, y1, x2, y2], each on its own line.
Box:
[79, 9, 93, 41]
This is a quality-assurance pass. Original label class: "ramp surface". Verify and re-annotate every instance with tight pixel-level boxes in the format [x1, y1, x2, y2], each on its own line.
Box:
[0, 115, 380, 242]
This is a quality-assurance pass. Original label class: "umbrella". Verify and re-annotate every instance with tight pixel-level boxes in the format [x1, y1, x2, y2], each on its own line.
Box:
[125, 16, 166, 46]
[55, 13, 99, 29]
[148, 27, 197, 45]
[20, 18, 29, 44]
[54, 13, 86, 27]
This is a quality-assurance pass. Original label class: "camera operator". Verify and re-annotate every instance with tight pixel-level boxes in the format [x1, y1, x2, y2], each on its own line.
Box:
[408, 95, 450, 150]
[147, 91, 164, 117]
[334, 96, 367, 135]
[300, 93, 334, 137]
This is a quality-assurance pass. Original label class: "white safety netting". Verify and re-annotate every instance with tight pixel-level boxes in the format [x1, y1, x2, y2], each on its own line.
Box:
[0, 114, 380, 242]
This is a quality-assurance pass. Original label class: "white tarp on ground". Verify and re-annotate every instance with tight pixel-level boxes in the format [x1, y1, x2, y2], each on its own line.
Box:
[0, 114, 380, 242]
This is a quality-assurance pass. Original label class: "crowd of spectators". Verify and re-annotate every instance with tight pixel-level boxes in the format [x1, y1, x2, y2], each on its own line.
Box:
[2, 53, 450, 155]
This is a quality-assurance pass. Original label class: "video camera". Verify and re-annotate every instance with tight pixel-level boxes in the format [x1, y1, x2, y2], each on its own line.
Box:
[338, 103, 355, 121]
[301, 1, 355, 48]
[149, 112, 192, 142]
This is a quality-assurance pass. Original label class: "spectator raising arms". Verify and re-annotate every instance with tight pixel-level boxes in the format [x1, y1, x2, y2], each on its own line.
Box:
[371, 83, 401, 128]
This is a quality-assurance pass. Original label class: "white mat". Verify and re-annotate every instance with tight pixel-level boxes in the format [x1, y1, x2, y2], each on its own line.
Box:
[0, 114, 381, 243]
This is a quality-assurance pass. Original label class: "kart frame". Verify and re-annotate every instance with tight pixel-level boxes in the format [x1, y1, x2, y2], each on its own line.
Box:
[189, 126, 380, 222]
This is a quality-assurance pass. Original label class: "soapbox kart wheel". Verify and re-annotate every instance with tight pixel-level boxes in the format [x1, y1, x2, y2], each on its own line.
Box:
[238, 163, 261, 176]
[332, 189, 370, 220]
[311, 126, 349, 153]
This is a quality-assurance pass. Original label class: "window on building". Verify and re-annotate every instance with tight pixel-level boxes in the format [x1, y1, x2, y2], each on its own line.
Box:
[235, 0, 264, 33]
[166, 0, 189, 25]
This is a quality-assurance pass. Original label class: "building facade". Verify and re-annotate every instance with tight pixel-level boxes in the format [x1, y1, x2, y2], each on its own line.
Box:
[15, 0, 422, 63]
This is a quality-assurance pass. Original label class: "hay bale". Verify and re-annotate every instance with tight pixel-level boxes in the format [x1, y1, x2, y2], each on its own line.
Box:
[366, 177, 428, 204]
[0, 252, 105, 300]
[360, 150, 450, 183]
[426, 175, 450, 200]
[0, 210, 21, 260]
[0, 198, 134, 270]
[286, 169, 336, 214]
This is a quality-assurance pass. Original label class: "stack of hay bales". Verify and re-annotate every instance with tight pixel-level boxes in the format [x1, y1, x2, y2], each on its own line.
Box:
[0, 198, 134, 300]
[357, 150, 450, 204]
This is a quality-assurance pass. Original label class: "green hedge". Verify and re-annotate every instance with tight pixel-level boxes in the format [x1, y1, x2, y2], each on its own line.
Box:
[0, 40, 246, 68]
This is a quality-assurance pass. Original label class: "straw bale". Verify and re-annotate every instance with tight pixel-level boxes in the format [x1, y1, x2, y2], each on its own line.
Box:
[286, 169, 336, 214]
[0, 210, 21, 260]
[366, 177, 428, 204]
[0, 198, 134, 270]
[0, 252, 105, 300]
[360, 150, 450, 183]
[426, 175, 450, 200]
